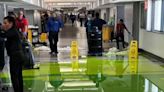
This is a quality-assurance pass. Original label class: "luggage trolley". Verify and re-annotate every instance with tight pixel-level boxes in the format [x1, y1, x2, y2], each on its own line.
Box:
[88, 27, 103, 56]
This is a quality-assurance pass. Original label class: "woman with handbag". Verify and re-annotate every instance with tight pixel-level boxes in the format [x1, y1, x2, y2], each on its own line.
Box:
[0, 16, 25, 92]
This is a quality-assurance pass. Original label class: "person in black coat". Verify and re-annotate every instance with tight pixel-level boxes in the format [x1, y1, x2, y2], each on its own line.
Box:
[70, 13, 76, 26]
[0, 23, 5, 70]
[0, 16, 25, 92]
[92, 13, 107, 31]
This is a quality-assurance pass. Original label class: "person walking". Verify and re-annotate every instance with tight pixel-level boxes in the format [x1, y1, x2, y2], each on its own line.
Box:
[116, 19, 130, 49]
[46, 13, 63, 55]
[0, 16, 25, 92]
[16, 10, 29, 38]
[70, 13, 76, 26]
[79, 13, 85, 27]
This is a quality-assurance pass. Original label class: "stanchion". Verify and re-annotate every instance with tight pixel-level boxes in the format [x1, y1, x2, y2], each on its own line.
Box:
[70, 41, 79, 72]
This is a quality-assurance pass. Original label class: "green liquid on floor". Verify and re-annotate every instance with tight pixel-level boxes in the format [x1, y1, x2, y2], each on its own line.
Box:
[1, 56, 164, 92]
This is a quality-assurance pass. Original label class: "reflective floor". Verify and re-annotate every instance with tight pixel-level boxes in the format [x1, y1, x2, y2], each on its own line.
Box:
[1, 22, 164, 92]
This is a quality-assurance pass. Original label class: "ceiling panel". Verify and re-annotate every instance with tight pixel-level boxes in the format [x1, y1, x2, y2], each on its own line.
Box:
[44, 0, 95, 9]
[44, 0, 96, 3]
[0, 1, 43, 10]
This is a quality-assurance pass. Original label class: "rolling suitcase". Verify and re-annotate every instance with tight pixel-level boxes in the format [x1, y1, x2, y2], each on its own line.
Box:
[22, 40, 34, 69]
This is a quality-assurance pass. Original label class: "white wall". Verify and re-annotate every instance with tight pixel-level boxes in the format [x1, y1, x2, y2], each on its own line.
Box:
[139, 29, 164, 58]
[23, 0, 40, 6]
[0, 4, 4, 23]
[138, 1, 164, 58]
[0, 4, 7, 23]
[26, 10, 34, 25]
[124, 4, 133, 43]
[34, 10, 41, 32]
[110, 7, 116, 18]
[100, 9, 106, 20]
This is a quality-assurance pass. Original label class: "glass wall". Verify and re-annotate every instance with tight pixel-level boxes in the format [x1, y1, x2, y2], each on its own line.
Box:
[140, 2, 147, 29]
[146, 0, 163, 32]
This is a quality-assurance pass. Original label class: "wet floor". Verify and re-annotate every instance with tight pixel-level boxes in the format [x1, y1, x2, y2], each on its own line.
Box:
[0, 22, 164, 92]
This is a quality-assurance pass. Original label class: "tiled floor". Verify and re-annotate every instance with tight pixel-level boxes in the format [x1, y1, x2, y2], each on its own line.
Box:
[0, 22, 164, 92]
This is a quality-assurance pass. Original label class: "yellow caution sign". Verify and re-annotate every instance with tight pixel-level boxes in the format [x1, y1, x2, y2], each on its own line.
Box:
[129, 40, 138, 74]
[72, 60, 79, 72]
[28, 29, 32, 43]
[70, 41, 79, 60]
[40, 33, 47, 43]
[70, 41, 79, 71]
[129, 40, 138, 61]
[102, 25, 112, 42]
[129, 60, 138, 74]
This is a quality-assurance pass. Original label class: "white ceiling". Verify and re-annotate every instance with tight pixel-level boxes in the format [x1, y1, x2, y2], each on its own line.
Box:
[0, 1, 44, 10]
[44, 0, 96, 3]
[44, 0, 96, 9]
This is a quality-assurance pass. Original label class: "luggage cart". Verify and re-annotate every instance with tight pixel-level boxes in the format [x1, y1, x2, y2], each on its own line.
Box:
[88, 27, 103, 56]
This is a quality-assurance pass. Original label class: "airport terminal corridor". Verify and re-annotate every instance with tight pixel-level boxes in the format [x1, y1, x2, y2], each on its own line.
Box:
[1, 22, 164, 92]
[1, 0, 164, 92]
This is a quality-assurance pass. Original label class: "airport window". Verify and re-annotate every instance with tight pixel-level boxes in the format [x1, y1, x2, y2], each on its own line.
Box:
[161, 0, 164, 31]
[146, 0, 163, 32]
[146, 0, 152, 31]
[153, 0, 162, 31]
[99, 0, 102, 5]
[140, 3, 147, 29]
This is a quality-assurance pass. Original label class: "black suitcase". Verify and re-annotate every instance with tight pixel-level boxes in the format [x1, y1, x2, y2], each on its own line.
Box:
[22, 40, 34, 69]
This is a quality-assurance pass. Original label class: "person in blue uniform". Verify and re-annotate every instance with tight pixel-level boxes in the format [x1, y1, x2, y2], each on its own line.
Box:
[46, 13, 63, 55]
[0, 16, 24, 92]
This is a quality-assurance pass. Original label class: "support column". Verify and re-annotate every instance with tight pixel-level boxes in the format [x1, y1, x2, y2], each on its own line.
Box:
[0, 3, 8, 22]
[133, 2, 140, 42]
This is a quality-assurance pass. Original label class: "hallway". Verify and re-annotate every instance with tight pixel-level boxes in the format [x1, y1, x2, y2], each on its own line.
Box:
[1, 22, 164, 92]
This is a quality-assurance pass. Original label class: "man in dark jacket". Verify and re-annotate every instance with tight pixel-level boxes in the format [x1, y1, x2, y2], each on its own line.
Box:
[70, 13, 76, 26]
[92, 13, 106, 31]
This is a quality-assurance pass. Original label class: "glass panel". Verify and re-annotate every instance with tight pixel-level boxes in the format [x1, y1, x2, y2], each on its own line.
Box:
[154, 0, 162, 31]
